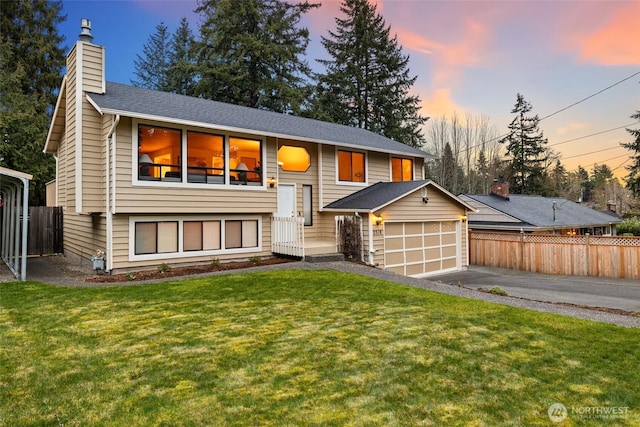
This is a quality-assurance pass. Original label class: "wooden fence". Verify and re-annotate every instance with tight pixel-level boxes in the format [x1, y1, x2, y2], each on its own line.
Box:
[469, 231, 640, 280]
[27, 206, 63, 256]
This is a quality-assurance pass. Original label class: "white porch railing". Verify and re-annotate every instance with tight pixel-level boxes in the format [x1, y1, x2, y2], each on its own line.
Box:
[271, 215, 305, 258]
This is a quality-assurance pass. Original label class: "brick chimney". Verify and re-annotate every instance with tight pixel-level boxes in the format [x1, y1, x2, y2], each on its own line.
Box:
[490, 179, 510, 200]
[607, 200, 617, 213]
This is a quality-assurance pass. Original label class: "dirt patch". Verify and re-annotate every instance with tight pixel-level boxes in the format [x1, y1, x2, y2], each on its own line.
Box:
[85, 257, 296, 283]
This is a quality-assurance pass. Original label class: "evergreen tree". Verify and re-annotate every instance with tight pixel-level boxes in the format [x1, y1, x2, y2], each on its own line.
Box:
[550, 159, 567, 196]
[500, 93, 548, 194]
[0, 0, 66, 205]
[194, 0, 319, 113]
[132, 22, 172, 90]
[313, 0, 427, 147]
[576, 165, 592, 202]
[621, 112, 640, 197]
[166, 18, 197, 96]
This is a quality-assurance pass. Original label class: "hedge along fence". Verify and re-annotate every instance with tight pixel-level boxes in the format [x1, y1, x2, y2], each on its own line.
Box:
[469, 231, 640, 280]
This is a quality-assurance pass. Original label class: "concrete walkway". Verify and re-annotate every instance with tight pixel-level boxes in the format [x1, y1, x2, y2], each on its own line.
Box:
[2, 256, 639, 328]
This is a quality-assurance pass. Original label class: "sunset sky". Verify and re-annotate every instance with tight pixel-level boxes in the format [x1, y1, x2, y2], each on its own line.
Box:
[59, 0, 640, 179]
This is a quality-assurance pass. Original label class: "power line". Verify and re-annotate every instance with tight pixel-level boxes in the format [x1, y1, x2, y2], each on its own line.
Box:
[539, 71, 640, 122]
[549, 122, 639, 147]
[562, 145, 625, 160]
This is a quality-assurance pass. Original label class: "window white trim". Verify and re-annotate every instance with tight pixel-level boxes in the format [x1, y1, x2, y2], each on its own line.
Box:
[389, 156, 415, 182]
[128, 214, 262, 262]
[130, 119, 267, 190]
[335, 147, 368, 186]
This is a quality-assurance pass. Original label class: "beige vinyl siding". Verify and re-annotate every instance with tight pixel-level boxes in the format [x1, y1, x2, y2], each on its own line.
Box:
[276, 139, 321, 241]
[382, 186, 465, 222]
[62, 211, 107, 261]
[321, 146, 417, 206]
[81, 44, 105, 93]
[112, 119, 277, 214]
[109, 213, 273, 272]
[367, 151, 390, 182]
[81, 103, 105, 213]
[320, 145, 367, 205]
[63, 48, 78, 210]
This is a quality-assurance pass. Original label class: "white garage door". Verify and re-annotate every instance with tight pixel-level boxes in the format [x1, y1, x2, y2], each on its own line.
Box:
[384, 221, 459, 277]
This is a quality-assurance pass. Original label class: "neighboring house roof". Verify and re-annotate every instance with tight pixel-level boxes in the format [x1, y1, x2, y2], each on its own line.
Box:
[85, 82, 432, 159]
[462, 193, 623, 230]
[324, 180, 475, 212]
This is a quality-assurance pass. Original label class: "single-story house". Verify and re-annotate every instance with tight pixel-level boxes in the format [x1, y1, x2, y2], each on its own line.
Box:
[460, 181, 623, 235]
[43, 19, 473, 278]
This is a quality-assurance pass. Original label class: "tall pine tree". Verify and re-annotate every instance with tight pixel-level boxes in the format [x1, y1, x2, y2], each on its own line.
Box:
[0, 0, 66, 205]
[500, 93, 548, 194]
[132, 22, 172, 90]
[194, 0, 319, 113]
[621, 112, 640, 197]
[312, 0, 427, 147]
[167, 18, 197, 96]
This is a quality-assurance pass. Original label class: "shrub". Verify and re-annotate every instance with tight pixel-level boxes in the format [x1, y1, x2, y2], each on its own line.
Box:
[210, 258, 220, 267]
[157, 263, 172, 273]
[248, 256, 262, 265]
[617, 217, 640, 236]
[488, 286, 508, 296]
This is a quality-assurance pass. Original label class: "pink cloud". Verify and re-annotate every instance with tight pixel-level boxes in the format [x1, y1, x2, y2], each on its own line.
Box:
[396, 18, 490, 88]
[421, 88, 460, 119]
[578, 1, 640, 65]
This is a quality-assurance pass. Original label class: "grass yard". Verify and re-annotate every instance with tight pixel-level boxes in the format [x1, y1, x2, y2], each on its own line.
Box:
[1, 270, 639, 426]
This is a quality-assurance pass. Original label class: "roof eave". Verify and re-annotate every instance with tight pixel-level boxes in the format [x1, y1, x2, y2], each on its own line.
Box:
[43, 75, 67, 154]
[89, 101, 433, 159]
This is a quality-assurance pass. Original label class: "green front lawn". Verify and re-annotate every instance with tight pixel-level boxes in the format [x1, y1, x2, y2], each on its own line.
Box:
[1, 270, 638, 426]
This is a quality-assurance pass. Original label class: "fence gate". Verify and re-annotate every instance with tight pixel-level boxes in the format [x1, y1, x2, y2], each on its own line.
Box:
[27, 206, 63, 256]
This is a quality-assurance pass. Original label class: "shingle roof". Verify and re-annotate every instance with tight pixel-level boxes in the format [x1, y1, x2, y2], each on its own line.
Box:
[463, 194, 623, 228]
[324, 181, 429, 211]
[87, 82, 432, 158]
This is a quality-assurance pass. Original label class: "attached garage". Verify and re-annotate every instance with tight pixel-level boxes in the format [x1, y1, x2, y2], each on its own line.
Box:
[384, 220, 460, 277]
[324, 180, 474, 278]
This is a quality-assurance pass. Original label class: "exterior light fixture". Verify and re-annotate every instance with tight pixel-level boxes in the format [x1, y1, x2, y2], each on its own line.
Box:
[269, 177, 276, 188]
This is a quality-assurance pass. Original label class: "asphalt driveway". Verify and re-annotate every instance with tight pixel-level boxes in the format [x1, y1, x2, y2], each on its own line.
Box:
[429, 266, 640, 313]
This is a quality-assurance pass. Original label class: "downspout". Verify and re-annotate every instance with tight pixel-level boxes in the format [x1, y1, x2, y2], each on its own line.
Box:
[318, 143, 323, 212]
[366, 211, 375, 265]
[105, 114, 120, 272]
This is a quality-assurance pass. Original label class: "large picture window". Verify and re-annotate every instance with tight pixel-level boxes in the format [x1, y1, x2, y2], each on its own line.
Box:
[230, 137, 262, 185]
[136, 123, 265, 187]
[138, 125, 182, 181]
[187, 132, 225, 184]
[338, 150, 365, 182]
[391, 157, 413, 182]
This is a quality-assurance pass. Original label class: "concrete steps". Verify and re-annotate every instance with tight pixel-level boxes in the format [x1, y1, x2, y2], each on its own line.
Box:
[304, 252, 345, 263]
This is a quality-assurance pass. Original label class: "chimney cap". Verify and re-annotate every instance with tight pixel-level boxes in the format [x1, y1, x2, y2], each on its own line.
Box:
[79, 18, 93, 43]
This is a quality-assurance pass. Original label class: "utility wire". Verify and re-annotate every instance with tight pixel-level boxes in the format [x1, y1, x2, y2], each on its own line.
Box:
[549, 122, 639, 147]
[562, 145, 624, 160]
[539, 71, 640, 122]
[468, 71, 640, 151]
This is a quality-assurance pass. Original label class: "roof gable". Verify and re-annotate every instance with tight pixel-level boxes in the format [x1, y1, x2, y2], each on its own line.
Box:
[86, 82, 432, 158]
[325, 180, 474, 212]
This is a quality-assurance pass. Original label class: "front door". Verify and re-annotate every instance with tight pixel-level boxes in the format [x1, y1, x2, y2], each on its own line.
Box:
[277, 183, 296, 217]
